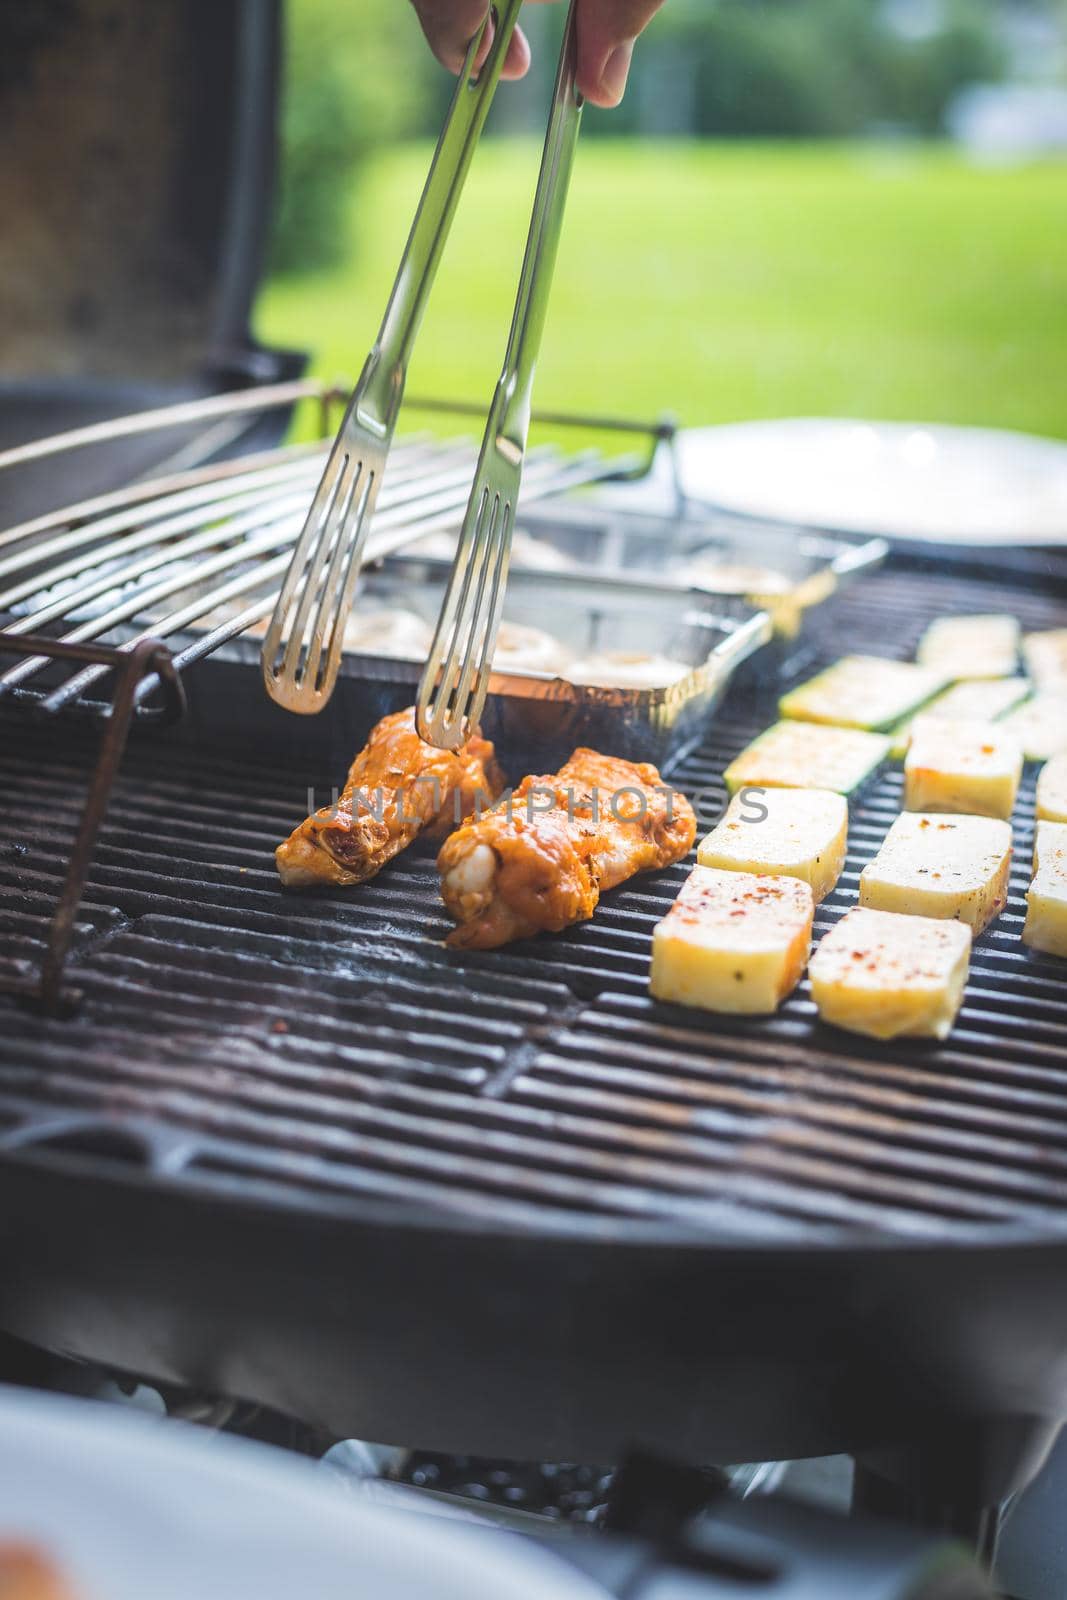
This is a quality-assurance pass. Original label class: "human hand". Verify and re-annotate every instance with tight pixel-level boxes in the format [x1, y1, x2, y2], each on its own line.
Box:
[408, 0, 665, 108]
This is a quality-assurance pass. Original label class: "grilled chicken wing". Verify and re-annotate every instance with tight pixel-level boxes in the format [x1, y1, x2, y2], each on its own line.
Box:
[438, 748, 696, 948]
[277, 708, 502, 888]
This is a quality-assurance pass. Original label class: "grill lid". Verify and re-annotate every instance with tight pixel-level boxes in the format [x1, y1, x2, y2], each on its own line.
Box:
[0, 0, 299, 518]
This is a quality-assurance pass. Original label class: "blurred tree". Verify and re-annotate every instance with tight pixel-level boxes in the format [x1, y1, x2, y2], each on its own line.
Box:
[271, 0, 433, 275]
[583, 0, 1006, 139]
[893, 0, 1006, 132]
[267, 0, 1015, 269]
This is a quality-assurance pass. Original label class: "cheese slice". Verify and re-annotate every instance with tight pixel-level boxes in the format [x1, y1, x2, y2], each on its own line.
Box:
[809, 906, 972, 1041]
[725, 721, 889, 797]
[697, 787, 847, 903]
[888, 677, 1030, 761]
[1034, 819, 1067, 873]
[1036, 753, 1067, 825]
[859, 812, 1012, 935]
[916, 614, 1020, 679]
[650, 866, 814, 1015]
[904, 716, 1022, 820]
[1023, 826, 1067, 960]
[779, 655, 946, 731]
[1000, 691, 1067, 763]
[1024, 629, 1067, 688]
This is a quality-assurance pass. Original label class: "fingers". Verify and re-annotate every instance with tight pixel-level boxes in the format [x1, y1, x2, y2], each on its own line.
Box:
[408, 0, 665, 103]
[409, 0, 531, 81]
[574, 0, 665, 107]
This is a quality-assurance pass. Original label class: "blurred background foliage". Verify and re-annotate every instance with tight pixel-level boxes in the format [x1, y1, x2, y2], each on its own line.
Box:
[271, 0, 1011, 274]
[260, 0, 1067, 439]
[270, 0, 433, 273]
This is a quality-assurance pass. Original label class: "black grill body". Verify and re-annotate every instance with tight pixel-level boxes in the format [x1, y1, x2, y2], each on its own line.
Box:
[1, 557, 1066, 1502]
[0, 0, 301, 519]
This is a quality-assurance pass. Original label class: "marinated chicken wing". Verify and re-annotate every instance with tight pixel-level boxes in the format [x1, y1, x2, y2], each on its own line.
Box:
[277, 708, 502, 888]
[0, 1547, 79, 1600]
[438, 748, 696, 948]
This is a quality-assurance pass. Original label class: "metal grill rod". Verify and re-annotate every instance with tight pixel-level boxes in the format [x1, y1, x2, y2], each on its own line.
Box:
[0, 441, 323, 558]
[19, 450, 608, 713]
[0, 436, 458, 598]
[0, 436, 493, 625]
[0, 379, 330, 474]
[0, 444, 578, 687]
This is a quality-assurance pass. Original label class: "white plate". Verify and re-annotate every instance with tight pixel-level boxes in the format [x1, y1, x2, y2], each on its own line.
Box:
[0, 1386, 603, 1600]
[668, 419, 1067, 546]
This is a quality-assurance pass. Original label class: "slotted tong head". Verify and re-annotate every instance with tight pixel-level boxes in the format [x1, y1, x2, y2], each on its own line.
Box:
[263, 1, 584, 747]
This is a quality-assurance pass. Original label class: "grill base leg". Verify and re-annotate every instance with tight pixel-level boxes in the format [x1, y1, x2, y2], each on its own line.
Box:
[853, 1416, 1062, 1570]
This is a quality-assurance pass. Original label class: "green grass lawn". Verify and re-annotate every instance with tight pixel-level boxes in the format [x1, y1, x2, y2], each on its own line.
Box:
[257, 141, 1067, 445]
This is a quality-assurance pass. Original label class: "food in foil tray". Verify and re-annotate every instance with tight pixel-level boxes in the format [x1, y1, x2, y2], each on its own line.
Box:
[490, 621, 574, 676]
[566, 651, 690, 689]
[342, 607, 435, 658]
[408, 527, 576, 571]
[684, 560, 794, 596]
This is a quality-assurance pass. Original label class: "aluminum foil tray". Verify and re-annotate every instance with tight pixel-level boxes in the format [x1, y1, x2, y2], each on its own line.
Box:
[502, 498, 888, 672]
[184, 563, 771, 776]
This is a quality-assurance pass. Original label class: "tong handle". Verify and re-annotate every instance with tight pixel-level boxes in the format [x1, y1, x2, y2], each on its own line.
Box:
[493, 0, 584, 453]
[358, 0, 525, 428]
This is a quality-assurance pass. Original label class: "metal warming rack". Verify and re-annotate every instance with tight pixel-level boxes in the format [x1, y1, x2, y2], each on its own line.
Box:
[0, 382, 663, 1008]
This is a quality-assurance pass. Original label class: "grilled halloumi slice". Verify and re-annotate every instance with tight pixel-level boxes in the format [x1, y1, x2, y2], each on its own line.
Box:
[887, 677, 1030, 761]
[1024, 823, 1067, 960]
[809, 906, 972, 1041]
[859, 812, 1012, 935]
[779, 655, 947, 732]
[650, 866, 814, 1015]
[1036, 753, 1067, 825]
[697, 787, 847, 904]
[1024, 628, 1067, 688]
[1034, 819, 1067, 873]
[916, 614, 1020, 680]
[904, 715, 1022, 820]
[1000, 691, 1067, 764]
[566, 651, 689, 688]
[724, 720, 889, 797]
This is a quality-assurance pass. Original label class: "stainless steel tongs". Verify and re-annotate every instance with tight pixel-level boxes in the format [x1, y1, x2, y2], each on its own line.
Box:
[262, 0, 525, 713]
[417, 1, 584, 748]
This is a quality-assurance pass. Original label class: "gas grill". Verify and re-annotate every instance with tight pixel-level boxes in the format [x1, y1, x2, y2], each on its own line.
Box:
[4, 2, 1067, 1590]
[1, 532, 1066, 1568]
